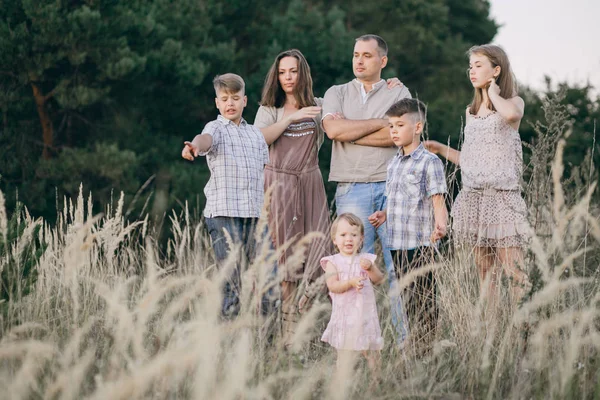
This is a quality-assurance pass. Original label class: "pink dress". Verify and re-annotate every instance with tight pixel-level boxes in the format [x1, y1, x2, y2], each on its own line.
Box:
[320, 253, 384, 351]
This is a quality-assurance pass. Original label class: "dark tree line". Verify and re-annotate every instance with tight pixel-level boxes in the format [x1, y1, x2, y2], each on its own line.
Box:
[1, 0, 598, 225]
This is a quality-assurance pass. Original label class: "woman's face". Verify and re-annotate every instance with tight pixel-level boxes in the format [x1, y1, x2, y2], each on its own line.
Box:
[278, 56, 299, 94]
[468, 53, 499, 89]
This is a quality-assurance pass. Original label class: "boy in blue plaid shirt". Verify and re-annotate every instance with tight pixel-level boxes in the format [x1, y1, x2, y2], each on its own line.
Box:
[182, 73, 269, 318]
[369, 98, 447, 351]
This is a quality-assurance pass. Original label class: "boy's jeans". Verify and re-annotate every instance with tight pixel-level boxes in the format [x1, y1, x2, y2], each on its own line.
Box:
[204, 216, 259, 318]
[335, 182, 408, 345]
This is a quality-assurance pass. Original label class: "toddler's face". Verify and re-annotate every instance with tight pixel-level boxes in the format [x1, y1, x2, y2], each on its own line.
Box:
[334, 219, 363, 256]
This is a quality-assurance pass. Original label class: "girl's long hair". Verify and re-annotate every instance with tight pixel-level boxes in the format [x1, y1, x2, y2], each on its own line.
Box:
[260, 49, 316, 108]
[468, 44, 518, 115]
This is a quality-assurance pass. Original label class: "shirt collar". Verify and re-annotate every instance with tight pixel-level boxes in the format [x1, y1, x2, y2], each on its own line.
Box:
[354, 79, 385, 103]
[217, 114, 247, 126]
[397, 143, 425, 160]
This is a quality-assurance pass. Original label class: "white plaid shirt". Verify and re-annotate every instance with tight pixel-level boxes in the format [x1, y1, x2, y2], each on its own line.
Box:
[199, 115, 269, 218]
[386, 143, 447, 250]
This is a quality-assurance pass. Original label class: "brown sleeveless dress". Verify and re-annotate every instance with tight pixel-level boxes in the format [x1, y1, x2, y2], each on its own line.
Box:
[255, 105, 331, 284]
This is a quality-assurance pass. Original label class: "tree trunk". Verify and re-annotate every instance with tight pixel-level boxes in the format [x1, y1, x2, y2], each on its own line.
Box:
[31, 82, 54, 159]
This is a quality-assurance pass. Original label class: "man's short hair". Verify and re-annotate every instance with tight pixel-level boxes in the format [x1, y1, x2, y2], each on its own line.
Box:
[355, 34, 388, 57]
[386, 98, 427, 123]
[213, 73, 245, 95]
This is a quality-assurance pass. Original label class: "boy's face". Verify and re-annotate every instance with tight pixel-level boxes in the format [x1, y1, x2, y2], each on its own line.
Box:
[215, 89, 247, 125]
[388, 114, 422, 148]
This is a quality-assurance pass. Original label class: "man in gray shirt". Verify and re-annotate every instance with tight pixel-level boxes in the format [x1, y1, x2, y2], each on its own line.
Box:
[322, 34, 411, 346]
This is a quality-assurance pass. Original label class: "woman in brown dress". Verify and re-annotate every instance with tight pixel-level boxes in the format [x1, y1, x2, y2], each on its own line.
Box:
[254, 49, 330, 347]
[255, 49, 402, 348]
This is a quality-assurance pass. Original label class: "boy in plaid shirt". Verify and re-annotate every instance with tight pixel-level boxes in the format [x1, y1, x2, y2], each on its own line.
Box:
[182, 73, 269, 318]
[368, 98, 447, 351]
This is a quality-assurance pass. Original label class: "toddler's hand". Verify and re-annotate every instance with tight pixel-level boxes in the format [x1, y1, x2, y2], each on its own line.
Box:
[368, 211, 386, 228]
[430, 223, 447, 243]
[360, 258, 372, 271]
[182, 141, 198, 161]
[349, 277, 364, 291]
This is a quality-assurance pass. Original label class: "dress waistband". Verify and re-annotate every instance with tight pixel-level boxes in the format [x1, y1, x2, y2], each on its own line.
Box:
[264, 164, 319, 224]
[463, 187, 520, 196]
[265, 164, 319, 176]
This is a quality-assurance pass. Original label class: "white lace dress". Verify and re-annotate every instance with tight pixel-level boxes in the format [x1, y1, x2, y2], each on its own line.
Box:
[451, 111, 529, 248]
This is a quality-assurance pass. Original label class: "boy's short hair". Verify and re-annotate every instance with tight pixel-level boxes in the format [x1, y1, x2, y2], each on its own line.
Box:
[355, 34, 388, 57]
[330, 212, 364, 242]
[213, 73, 245, 95]
[386, 98, 427, 123]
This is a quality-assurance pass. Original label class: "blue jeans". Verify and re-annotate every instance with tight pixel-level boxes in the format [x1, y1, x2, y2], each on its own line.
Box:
[335, 182, 408, 346]
[205, 216, 259, 317]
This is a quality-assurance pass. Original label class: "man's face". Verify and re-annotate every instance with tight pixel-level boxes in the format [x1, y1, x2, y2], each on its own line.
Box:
[215, 89, 247, 125]
[353, 39, 387, 82]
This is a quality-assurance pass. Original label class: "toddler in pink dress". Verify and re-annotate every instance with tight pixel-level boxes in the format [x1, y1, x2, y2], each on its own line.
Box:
[321, 213, 385, 370]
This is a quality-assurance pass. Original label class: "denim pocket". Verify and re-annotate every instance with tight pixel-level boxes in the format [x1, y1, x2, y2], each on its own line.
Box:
[335, 182, 353, 200]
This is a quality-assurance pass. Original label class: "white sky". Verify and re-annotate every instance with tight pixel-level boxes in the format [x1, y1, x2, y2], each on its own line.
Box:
[489, 0, 600, 93]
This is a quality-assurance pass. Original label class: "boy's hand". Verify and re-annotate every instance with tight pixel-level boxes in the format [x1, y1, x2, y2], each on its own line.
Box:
[182, 141, 199, 161]
[368, 211, 386, 228]
[359, 258, 372, 271]
[430, 223, 447, 243]
[386, 77, 404, 89]
[349, 277, 364, 291]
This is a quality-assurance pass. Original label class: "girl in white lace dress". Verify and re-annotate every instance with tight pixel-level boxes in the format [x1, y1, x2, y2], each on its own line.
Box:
[425, 44, 530, 305]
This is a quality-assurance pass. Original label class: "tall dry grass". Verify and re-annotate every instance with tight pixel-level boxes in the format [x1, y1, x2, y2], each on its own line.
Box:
[1, 93, 600, 399]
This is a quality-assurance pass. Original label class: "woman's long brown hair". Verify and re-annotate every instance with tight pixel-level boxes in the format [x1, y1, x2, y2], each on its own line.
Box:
[468, 44, 518, 115]
[260, 49, 316, 108]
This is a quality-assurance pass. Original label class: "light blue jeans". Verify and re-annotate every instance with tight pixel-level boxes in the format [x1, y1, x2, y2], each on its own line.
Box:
[335, 182, 408, 346]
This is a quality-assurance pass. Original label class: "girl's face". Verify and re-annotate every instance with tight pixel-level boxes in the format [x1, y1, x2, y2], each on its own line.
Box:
[468, 53, 500, 89]
[334, 219, 363, 256]
[278, 56, 299, 95]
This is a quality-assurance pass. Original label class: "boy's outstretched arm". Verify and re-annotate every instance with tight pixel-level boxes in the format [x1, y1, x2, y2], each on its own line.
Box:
[430, 194, 448, 243]
[181, 134, 213, 161]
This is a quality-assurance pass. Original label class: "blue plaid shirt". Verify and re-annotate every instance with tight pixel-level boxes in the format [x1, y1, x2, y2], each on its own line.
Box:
[386, 143, 447, 250]
[199, 115, 269, 218]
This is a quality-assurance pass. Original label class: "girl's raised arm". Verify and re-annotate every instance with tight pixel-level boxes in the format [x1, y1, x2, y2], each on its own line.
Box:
[487, 79, 524, 129]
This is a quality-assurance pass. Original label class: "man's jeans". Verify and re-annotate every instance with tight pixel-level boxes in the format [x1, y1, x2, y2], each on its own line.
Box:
[204, 216, 259, 317]
[335, 182, 408, 345]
